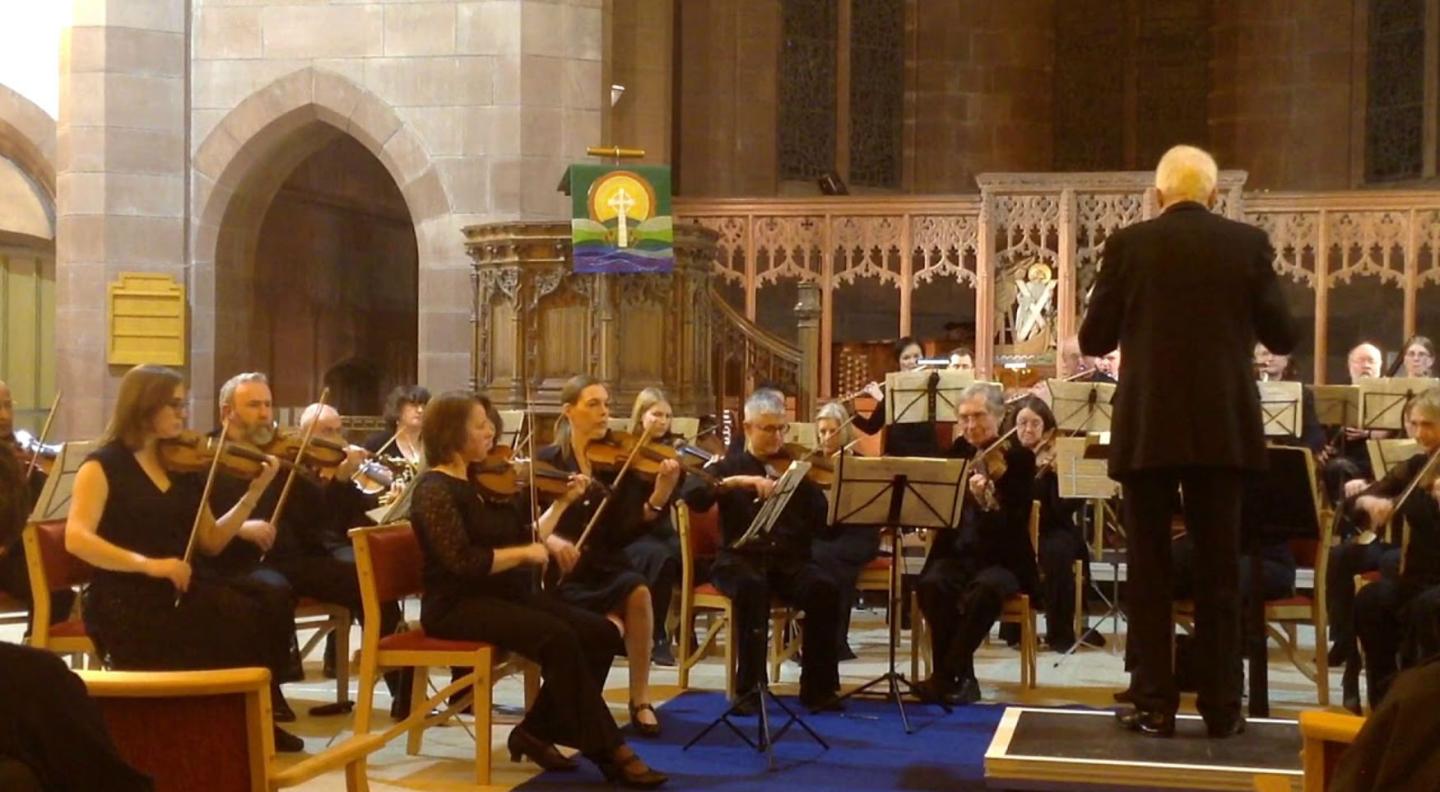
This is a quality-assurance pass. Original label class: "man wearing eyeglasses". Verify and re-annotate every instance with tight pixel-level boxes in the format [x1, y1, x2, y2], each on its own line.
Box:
[682, 389, 842, 714]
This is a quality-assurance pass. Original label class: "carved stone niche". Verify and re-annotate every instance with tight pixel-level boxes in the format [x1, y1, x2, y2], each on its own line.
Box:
[464, 221, 718, 438]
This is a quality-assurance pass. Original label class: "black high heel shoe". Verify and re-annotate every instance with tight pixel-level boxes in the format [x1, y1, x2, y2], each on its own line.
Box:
[629, 702, 662, 738]
[506, 725, 578, 772]
[597, 744, 668, 789]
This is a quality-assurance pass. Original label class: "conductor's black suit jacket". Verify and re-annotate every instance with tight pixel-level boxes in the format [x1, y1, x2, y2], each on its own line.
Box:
[1078, 202, 1298, 478]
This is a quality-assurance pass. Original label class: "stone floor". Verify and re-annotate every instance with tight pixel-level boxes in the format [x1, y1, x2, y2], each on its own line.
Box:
[4, 600, 1340, 791]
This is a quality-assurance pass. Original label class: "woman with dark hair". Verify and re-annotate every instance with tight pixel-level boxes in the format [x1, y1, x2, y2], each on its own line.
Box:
[363, 384, 431, 464]
[63, 364, 306, 752]
[850, 336, 943, 457]
[539, 375, 678, 737]
[409, 391, 666, 787]
[1009, 396, 1099, 651]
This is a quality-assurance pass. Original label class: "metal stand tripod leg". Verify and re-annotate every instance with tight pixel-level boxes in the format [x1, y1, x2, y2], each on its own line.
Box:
[683, 678, 829, 769]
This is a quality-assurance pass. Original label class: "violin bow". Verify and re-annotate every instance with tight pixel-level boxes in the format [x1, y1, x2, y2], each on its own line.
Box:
[525, 386, 541, 543]
[572, 423, 654, 554]
[178, 418, 232, 606]
[263, 387, 330, 560]
[24, 390, 62, 481]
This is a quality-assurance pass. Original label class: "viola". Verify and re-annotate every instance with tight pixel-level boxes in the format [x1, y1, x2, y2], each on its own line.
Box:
[158, 430, 287, 480]
[760, 442, 835, 488]
[469, 445, 590, 500]
[261, 429, 350, 473]
[586, 430, 689, 482]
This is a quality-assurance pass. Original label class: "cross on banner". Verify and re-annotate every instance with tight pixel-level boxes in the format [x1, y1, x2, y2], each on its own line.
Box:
[607, 187, 636, 247]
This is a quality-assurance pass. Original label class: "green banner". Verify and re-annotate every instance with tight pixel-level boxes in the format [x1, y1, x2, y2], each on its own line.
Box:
[568, 164, 674, 273]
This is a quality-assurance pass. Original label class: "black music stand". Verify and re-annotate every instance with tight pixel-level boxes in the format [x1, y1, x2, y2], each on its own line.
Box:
[828, 453, 968, 733]
[683, 461, 829, 769]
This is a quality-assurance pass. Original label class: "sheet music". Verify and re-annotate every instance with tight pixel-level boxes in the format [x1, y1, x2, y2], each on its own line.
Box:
[1358, 376, 1440, 431]
[734, 461, 812, 549]
[1368, 438, 1420, 480]
[1055, 436, 1118, 500]
[827, 454, 968, 530]
[784, 422, 818, 448]
[1048, 380, 1117, 434]
[497, 410, 525, 449]
[884, 369, 976, 425]
[28, 439, 98, 523]
[1257, 381, 1303, 438]
[1312, 385, 1360, 427]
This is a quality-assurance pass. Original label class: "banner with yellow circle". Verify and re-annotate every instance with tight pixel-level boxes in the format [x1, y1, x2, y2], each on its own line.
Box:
[568, 164, 673, 273]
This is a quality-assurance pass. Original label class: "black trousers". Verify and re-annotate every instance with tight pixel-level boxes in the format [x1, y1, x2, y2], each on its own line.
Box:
[1355, 579, 1440, 708]
[1038, 528, 1088, 648]
[424, 593, 624, 758]
[811, 526, 882, 654]
[624, 533, 681, 644]
[0, 642, 152, 792]
[709, 551, 841, 701]
[0, 543, 76, 636]
[917, 557, 1019, 684]
[1327, 541, 1400, 653]
[1121, 467, 1244, 725]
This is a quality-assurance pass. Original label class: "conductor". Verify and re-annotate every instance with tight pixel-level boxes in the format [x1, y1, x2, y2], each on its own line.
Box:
[1079, 145, 1297, 738]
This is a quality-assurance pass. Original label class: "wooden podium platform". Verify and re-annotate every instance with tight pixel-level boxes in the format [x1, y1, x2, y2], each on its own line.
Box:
[984, 707, 1301, 791]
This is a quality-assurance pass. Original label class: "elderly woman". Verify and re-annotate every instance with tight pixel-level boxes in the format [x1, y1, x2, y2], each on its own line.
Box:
[810, 401, 881, 661]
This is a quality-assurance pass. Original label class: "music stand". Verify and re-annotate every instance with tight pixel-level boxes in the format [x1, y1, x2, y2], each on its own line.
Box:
[1258, 381, 1304, 438]
[784, 422, 818, 448]
[828, 453, 968, 733]
[670, 416, 700, 442]
[885, 370, 974, 426]
[1357, 376, 1440, 431]
[497, 410, 525, 448]
[1048, 379, 1116, 434]
[1312, 385, 1359, 428]
[27, 439, 97, 523]
[684, 461, 829, 768]
[1367, 438, 1420, 482]
[1051, 436, 1122, 667]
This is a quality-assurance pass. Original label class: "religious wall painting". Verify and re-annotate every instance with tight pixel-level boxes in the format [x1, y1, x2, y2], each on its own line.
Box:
[569, 164, 674, 273]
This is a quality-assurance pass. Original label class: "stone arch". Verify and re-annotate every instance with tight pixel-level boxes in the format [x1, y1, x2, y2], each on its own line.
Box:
[191, 67, 452, 414]
[0, 83, 56, 201]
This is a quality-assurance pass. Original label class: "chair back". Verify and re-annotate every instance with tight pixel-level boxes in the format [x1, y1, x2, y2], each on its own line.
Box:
[82, 668, 271, 792]
[350, 522, 423, 628]
[25, 519, 94, 591]
[675, 503, 722, 594]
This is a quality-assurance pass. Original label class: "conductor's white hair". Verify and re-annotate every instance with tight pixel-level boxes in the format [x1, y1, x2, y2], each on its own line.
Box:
[959, 382, 1004, 419]
[218, 372, 268, 410]
[299, 403, 339, 429]
[744, 389, 786, 421]
[1154, 145, 1218, 204]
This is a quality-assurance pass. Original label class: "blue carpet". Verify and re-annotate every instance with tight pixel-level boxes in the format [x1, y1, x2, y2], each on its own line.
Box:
[517, 691, 1003, 791]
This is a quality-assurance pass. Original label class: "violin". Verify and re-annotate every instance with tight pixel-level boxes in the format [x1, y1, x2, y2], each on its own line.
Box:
[261, 429, 350, 474]
[158, 430, 299, 481]
[760, 442, 835, 488]
[11, 429, 59, 476]
[965, 426, 1021, 510]
[586, 430, 696, 482]
[469, 445, 592, 500]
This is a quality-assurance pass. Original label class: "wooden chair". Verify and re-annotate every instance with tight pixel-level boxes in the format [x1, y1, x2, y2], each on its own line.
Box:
[674, 502, 800, 699]
[1175, 448, 1331, 705]
[349, 522, 536, 785]
[292, 598, 350, 708]
[1253, 710, 1364, 792]
[80, 666, 384, 792]
[910, 502, 1041, 689]
[21, 519, 96, 661]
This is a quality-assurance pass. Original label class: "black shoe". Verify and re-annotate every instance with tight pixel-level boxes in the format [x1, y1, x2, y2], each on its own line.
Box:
[507, 725, 578, 772]
[800, 693, 845, 713]
[272, 695, 296, 723]
[273, 726, 305, 753]
[597, 745, 668, 788]
[913, 677, 960, 706]
[1112, 688, 1134, 704]
[629, 702, 662, 738]
[1115, 708, 1176, 737]
[837, 644, 858, 662]
[651, 641, 676, 668]
[1206, 717, 1246, 739]
[954, 677, 982, 705]
[730, 695, 759, 717]
[1047, 637, 1076, 653]
[1081, 631, 1107, 649]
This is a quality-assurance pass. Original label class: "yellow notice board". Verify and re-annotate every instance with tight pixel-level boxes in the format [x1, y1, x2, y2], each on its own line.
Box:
[107, 272, 186, 366]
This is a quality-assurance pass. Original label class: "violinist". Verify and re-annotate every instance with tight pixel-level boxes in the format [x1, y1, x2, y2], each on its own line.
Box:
[1352, 386, 1440, 708]
[201, 372, 289, 575]
[0, 379, 76, 633]
[622, 388, 684, 668]
[850, 336, 942, 457]
[1009, 396, 1101, 652]
[680, 389, 842, 712]
[537, 375, 673, 737]
[1323, 342, 1389, 500]
[62, 364, 306, 752]
[363, 384, 429, 465]
[1402, 335, 1435, 378]
[809, 400, 880, 661]
[408, 391, 667, 787]
[914, 383, 1037, 706]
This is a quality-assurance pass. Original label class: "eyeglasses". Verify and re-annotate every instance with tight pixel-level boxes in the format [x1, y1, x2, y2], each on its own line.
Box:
[749, 423, 788, 435]
[167, 399, 189, 413]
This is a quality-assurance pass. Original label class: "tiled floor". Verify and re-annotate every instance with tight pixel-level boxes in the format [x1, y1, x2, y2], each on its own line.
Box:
[4, 601, 1338, 791]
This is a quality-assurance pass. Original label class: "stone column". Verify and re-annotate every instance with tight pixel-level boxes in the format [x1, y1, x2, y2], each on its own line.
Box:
[56, 0, 187, 437]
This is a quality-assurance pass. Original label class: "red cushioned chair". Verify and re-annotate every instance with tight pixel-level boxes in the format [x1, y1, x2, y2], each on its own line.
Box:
[22, 519, 96, 662]
[349, 522, 536, 785]
[674, 502, 800, 699]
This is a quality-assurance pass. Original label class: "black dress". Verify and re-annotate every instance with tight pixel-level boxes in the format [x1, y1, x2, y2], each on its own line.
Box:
[850, 392, 942, 457]
[408, 470, 624, 757]
[537, 444, 651, 617]
[80, 442, 293, 682]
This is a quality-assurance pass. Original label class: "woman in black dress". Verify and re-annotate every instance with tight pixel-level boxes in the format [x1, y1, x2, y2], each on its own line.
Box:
[408, 391, 666, 787]
[623, 387, 685, 668]
[537, 375, 679, 738]
[63, 364, 305, 752]
[850, 336, 943, 457]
